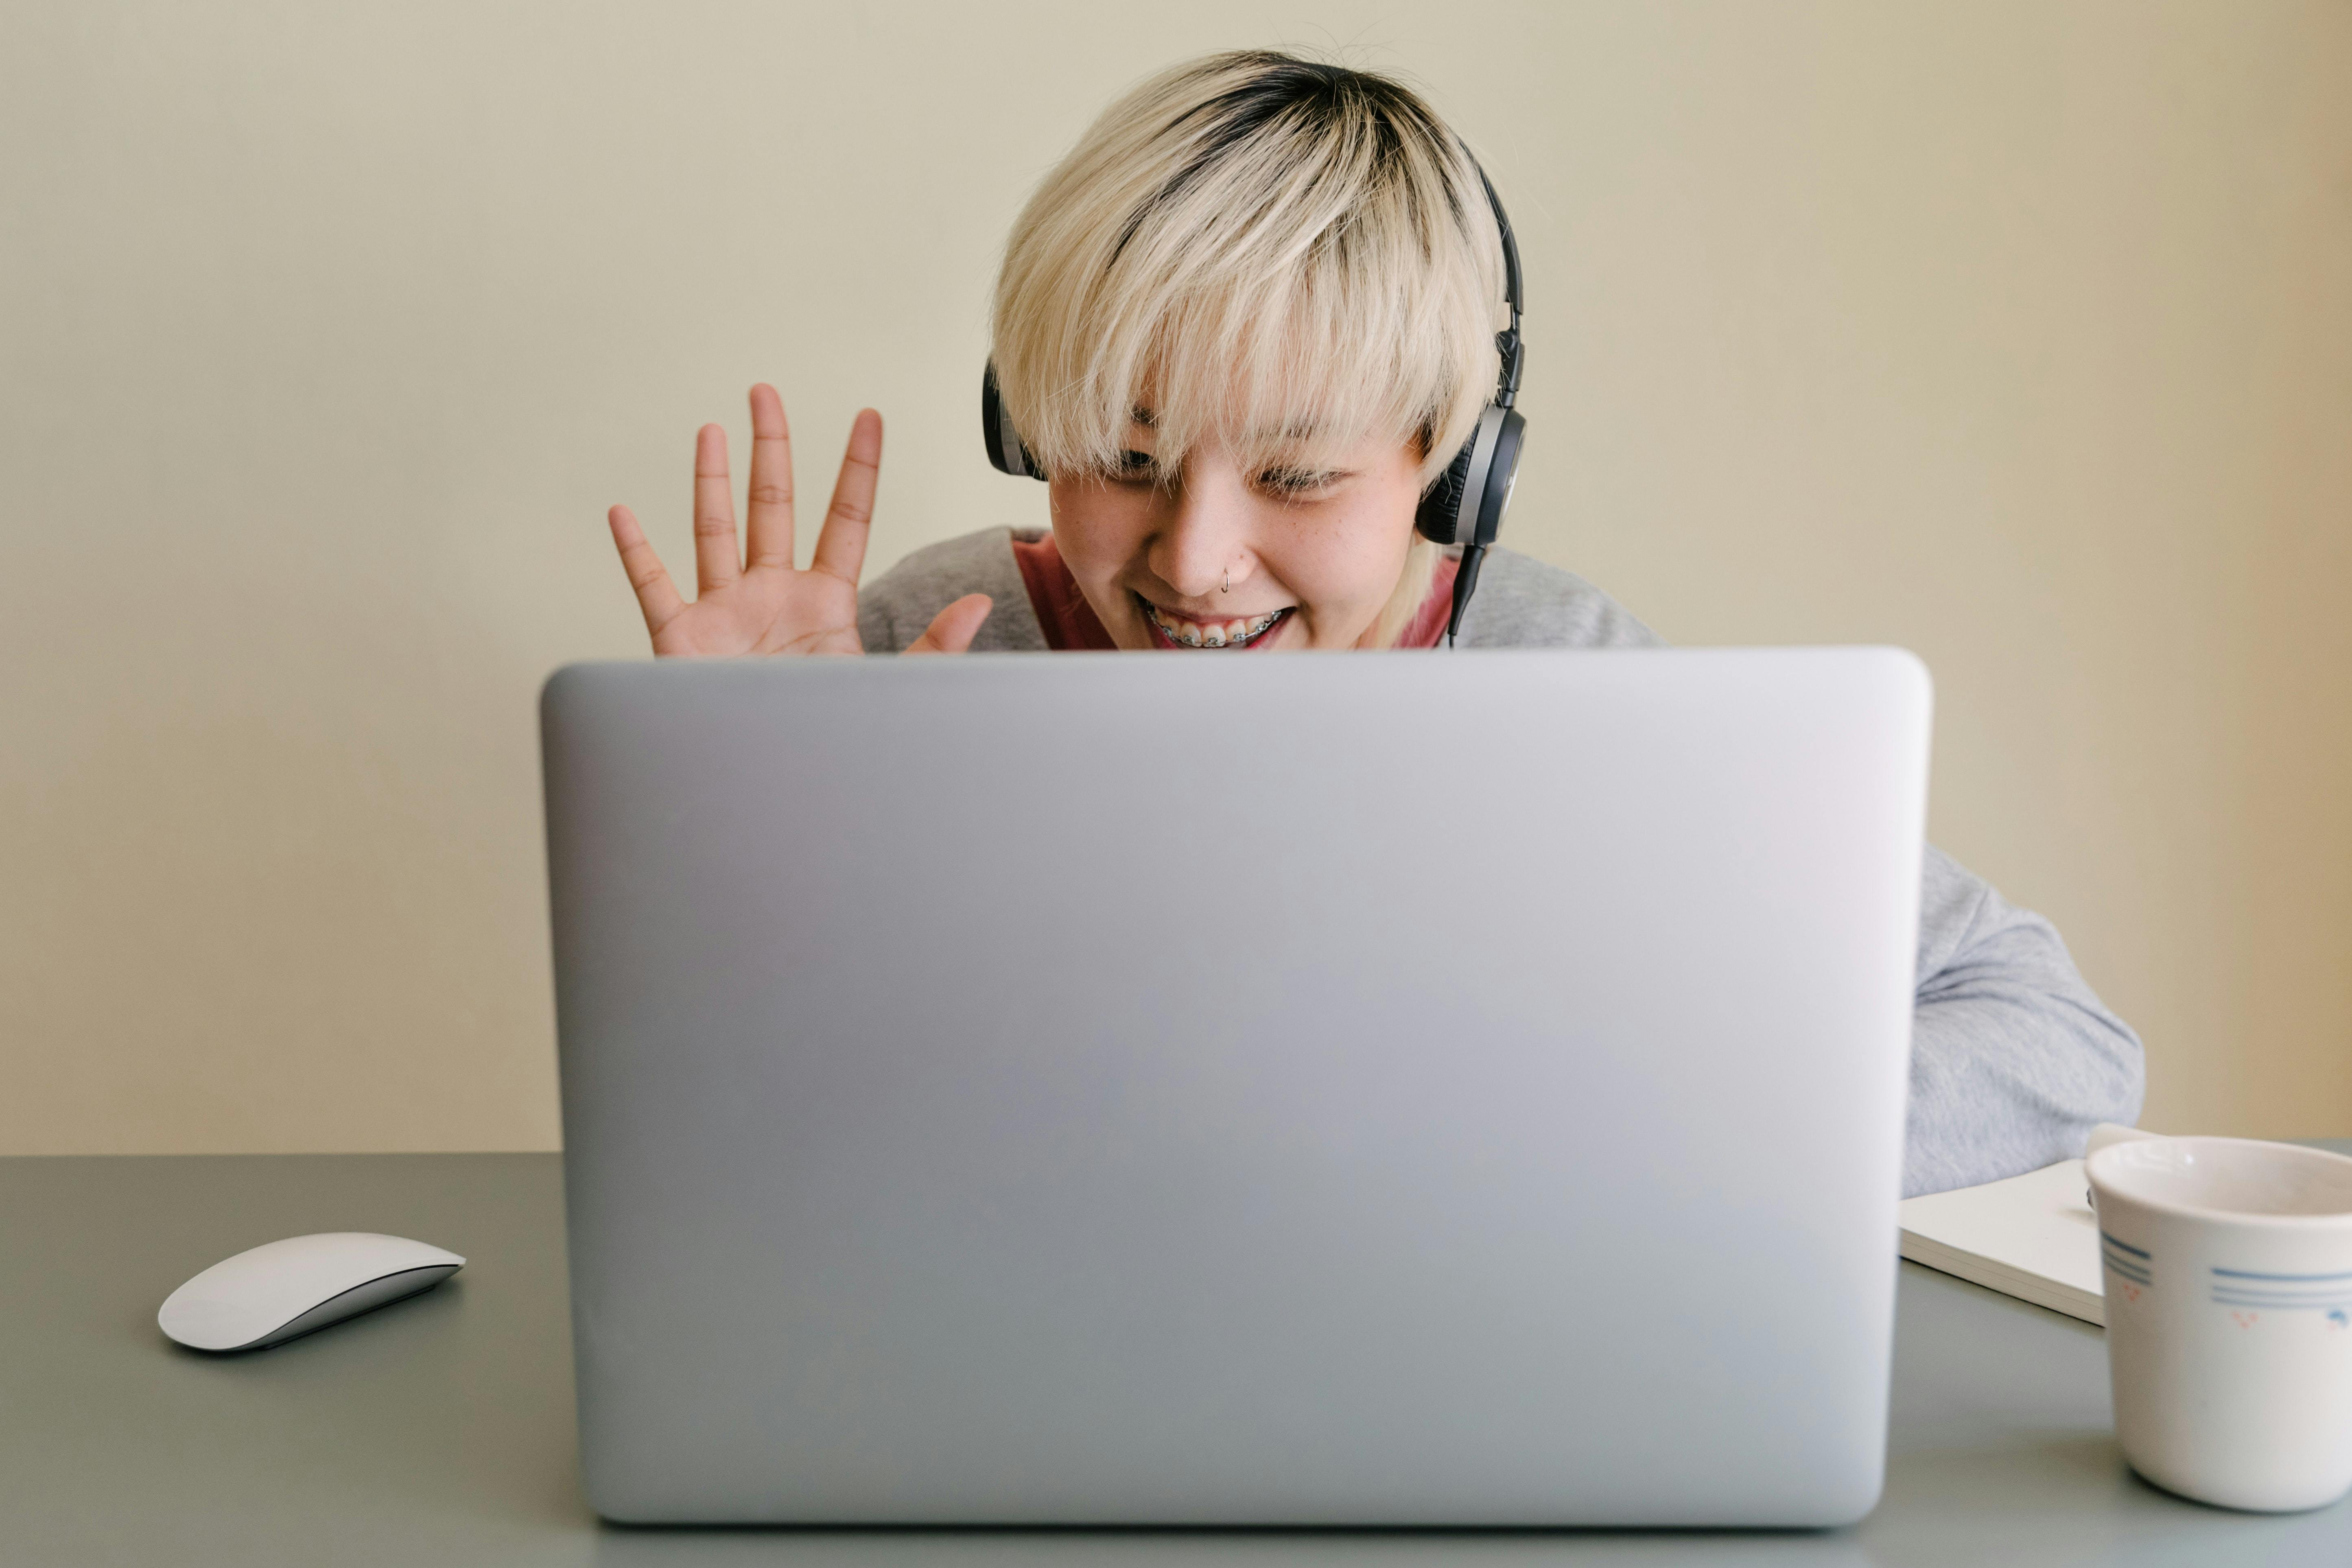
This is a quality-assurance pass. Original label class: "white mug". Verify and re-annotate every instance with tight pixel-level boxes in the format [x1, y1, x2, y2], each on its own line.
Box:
[2086, 1134, 2352, 1512]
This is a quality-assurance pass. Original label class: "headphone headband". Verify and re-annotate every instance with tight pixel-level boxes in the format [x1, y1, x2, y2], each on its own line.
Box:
[1467, 154, 1524, 413]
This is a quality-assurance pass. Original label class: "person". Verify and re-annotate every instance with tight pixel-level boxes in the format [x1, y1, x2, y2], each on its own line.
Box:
[603, 50, 2143, 1196]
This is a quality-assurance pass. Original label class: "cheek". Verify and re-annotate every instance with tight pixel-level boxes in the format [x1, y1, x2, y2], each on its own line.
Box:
[1281, 506, 1417, 612]
[1049, 481, 1148, 582]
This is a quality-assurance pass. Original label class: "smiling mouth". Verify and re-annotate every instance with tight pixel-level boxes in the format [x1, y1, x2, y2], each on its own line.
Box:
[1138, 595, 1293, 650]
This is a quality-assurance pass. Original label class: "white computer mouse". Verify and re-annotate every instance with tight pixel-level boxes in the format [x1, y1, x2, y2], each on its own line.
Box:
[158, 1232, 466, 1352]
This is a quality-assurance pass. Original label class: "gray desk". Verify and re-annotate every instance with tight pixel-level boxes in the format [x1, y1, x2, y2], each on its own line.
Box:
[4, 1151, 2347, 1566]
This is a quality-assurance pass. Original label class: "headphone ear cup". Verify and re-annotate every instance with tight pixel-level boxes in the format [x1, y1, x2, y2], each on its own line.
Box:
[1415, 434, 1479, 545]
[1473, 407, 1526, 548]
[1418, 404, 1524, 546]
[981, 361, 1045, 481]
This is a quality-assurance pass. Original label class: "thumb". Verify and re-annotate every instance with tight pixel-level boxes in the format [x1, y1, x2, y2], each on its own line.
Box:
[905, 594, 993, 655]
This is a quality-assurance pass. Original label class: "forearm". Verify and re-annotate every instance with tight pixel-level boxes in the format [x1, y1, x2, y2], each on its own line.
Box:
[1905, 984, 2143, 1196]
[1904, 846, 2144, 1197]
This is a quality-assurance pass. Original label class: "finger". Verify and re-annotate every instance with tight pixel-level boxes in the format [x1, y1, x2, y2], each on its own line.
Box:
[608, 505, 686, 635]
[743, 383, 795, 571]
[905, 594, 992, 656]
[808, 409, 882, 584]
[691, 423, 741, 594]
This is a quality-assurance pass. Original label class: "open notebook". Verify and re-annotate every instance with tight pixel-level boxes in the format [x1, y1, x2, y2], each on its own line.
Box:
[1897, 1158, 2105, 1326]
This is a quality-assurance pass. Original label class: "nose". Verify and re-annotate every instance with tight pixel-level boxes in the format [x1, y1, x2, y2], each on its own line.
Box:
[1145, 461, 1253, 602]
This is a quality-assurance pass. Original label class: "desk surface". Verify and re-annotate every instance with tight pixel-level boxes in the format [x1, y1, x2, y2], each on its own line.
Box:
[4, 1150, 2347, 1566]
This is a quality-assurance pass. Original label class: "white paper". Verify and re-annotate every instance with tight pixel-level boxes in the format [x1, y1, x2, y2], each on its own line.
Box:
[1898, 1157, 2105, 1325]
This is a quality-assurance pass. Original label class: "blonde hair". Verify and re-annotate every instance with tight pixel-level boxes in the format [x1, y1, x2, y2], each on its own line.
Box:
[990, 51, 1509, 647]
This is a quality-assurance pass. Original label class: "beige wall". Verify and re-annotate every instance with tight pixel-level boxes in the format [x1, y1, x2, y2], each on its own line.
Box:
[2, 2, 2345, 1154]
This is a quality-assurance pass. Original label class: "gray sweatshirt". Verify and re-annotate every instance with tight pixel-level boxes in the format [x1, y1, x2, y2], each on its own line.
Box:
[861, 528, 2147, 1197]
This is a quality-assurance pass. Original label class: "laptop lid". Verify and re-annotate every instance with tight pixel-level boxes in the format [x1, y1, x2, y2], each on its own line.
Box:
[542, 647, 1930, 1526]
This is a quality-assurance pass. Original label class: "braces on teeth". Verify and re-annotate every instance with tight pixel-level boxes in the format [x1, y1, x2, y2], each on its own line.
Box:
[1148, 605, 1284, 647]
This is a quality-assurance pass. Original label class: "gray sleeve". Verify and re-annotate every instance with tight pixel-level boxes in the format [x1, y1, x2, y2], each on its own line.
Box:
[857, 528, 1047, 654]
[1902, 844, 2145, 1196]
[1454, 549, 1665, 649]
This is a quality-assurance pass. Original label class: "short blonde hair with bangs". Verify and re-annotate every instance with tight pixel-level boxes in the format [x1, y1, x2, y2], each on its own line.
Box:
[990, 51, 1511, 648]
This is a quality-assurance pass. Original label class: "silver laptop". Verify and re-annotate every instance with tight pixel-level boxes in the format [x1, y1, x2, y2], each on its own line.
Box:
[541, 647, 1930, 1527]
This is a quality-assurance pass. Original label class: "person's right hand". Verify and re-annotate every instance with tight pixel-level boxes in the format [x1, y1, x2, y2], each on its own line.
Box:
[607, 383, 992, 657]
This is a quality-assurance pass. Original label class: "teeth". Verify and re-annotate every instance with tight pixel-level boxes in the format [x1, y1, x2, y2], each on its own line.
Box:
[1148, 603, 1285, 647]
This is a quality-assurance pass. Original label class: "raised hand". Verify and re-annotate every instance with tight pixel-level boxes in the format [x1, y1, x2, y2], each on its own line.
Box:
[607, 384, 990, 657]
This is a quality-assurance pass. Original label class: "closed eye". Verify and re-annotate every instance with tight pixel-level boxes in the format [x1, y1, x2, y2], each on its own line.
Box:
[1256, 466, 1348, 498]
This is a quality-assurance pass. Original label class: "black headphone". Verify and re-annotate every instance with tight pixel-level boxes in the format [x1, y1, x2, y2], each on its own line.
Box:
[983, 156, 1525, 645]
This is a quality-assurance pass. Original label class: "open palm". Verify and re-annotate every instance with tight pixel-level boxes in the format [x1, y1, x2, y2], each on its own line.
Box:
[608, 384, 990, 657]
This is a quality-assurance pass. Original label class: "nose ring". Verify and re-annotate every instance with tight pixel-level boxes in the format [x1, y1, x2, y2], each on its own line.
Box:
[1222, 568, 1230, 594]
